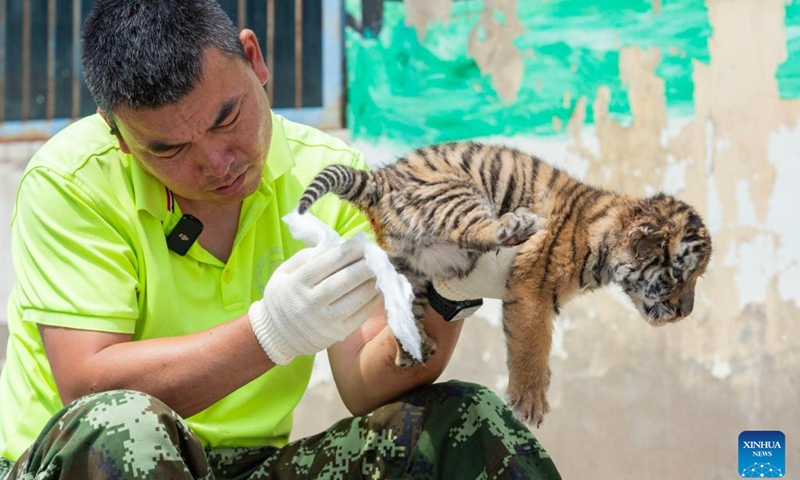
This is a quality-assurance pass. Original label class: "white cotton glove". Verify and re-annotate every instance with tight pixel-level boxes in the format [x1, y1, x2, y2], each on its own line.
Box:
[249, 239, 382, 365]
[433, 246, 520, 301]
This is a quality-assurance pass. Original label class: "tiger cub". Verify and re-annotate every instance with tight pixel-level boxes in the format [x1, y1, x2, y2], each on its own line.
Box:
[298, 141, 712, 426]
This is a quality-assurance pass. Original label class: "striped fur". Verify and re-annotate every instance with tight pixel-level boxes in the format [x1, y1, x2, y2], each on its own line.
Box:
[299, 141, 712, 426]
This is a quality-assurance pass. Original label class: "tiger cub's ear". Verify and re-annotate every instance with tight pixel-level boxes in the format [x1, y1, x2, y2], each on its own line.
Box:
[627, 220, 666, 257]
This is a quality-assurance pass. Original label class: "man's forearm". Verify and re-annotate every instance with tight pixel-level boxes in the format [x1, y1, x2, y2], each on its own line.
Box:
[40, 315, 273, 418]
[329, 306, 463, 416]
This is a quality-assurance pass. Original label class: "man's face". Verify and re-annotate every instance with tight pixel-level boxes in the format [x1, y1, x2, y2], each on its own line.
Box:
[112, 33, 272, 206]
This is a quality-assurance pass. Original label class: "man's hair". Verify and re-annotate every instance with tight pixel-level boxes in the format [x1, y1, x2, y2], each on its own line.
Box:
[82, 0, 246, 119]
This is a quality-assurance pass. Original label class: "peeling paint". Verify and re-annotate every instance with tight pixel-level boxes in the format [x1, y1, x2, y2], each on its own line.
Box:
[724, 234, 781, 309]
[652, 0, 662, 15]
[551, 317, 576, 360]
[565, 0, 800, 371]
[659, 155, 691, 195]
[346, 0, 711, 144]
[735, 180, 758, 227]
[659, 118, 691, 148]
[711, 356, 732, 380]
[766, 124, 800, 308]
[404, 0, 453, 42]
[466, 0, 526, 102]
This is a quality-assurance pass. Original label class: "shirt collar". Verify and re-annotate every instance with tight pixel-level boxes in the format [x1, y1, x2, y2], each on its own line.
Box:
[263, 111, 294, 184]
[131, 159, 171, 222]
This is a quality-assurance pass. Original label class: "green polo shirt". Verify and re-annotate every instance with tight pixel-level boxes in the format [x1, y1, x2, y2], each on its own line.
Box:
[0, 112, 371, 461]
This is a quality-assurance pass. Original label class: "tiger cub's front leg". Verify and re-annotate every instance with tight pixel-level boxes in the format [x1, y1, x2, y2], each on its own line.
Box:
[502, 269, 556, 427]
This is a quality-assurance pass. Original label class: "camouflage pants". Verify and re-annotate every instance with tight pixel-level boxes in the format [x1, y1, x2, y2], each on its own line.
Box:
[0, 380, 561, 480]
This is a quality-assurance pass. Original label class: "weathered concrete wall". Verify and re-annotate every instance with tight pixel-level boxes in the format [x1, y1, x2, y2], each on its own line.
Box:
[295, 0, 800, 478]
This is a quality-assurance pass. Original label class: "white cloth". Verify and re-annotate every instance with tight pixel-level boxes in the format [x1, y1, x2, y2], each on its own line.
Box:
[281, 211, 423, 362]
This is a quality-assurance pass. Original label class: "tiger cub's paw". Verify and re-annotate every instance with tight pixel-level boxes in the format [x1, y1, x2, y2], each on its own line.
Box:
[495, 207, 543, 247]
[505, 366, 552, 427]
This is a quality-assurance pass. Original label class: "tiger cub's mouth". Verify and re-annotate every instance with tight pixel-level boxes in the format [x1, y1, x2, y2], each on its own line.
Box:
[643, 301, 686, 325]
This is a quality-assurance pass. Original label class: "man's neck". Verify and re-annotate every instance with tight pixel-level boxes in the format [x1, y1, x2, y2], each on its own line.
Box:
[176, 197, 243, 262]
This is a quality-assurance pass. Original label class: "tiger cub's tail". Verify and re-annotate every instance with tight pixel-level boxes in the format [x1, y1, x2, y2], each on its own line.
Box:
[298, 164, 382, 214]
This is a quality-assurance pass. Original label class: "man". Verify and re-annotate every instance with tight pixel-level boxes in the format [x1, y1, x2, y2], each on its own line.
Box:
[0, 1, 561, 478]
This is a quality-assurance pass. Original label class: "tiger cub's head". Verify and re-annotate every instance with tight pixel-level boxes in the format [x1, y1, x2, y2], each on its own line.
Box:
[614, 194, 712, 326]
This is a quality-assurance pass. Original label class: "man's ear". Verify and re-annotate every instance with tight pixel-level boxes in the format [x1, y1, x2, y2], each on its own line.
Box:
[239, 29, 269, 85]
[97, 108, 131, 154]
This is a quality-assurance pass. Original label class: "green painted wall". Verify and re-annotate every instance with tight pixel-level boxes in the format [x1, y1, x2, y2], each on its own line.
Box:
[779, 1, 800, 99]
[345, 0, 800, 146]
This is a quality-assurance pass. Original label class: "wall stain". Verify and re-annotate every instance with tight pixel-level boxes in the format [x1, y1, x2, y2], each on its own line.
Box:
[466, 0, 526, 102]
[565, 0, 800, 406]
[405, 0, 453, 42]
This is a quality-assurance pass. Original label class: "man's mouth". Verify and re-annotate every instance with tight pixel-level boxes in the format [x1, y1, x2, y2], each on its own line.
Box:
[213, 170, 247, 195]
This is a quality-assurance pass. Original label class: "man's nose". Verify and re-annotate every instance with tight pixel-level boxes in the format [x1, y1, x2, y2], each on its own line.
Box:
[203, 144, 235, 177]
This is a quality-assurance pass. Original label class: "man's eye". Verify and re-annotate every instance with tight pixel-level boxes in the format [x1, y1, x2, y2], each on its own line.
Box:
[218, 110, 241, 129]
[153, 146, 183, 159]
